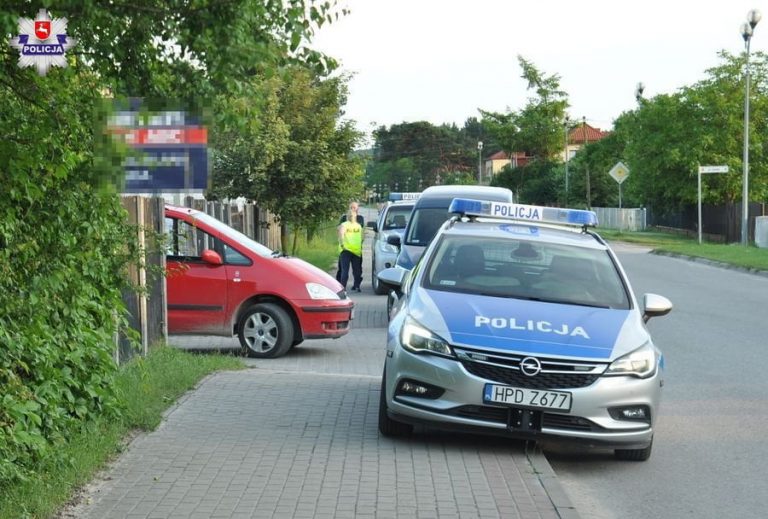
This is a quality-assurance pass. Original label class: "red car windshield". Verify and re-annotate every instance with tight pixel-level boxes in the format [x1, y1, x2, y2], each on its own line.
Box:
[189, 211, 274, 257]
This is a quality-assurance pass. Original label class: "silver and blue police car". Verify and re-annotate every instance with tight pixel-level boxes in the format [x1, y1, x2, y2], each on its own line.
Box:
[368, 193, 419, 294]
[377, 198, 673, 461]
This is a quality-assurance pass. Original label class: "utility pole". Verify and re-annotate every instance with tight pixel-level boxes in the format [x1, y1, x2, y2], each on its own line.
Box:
[583, 116, 591, 209]
[564, 117, 570, 205]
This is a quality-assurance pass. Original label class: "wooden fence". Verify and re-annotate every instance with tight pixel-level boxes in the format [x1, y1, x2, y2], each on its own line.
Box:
[119, 196, 166, 364]
[117, 196, 281, 364]
[179, 197, 283, 251]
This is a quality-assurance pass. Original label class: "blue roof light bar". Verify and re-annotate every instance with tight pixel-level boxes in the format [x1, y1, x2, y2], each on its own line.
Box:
[388, 192, 421, 201]
[448, 198, 598, 227]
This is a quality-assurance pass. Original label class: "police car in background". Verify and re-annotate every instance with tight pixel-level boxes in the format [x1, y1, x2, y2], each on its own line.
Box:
[393, 185, 514, 271]
[367, 193, 420, 294]
[377, 199, 673, 461]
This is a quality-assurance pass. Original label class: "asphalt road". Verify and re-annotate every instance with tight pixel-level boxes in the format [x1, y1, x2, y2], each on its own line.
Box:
[547, 242, 768, 519]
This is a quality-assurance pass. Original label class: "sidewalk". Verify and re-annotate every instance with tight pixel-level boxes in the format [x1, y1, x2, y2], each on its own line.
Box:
[65, 216, 578, 518]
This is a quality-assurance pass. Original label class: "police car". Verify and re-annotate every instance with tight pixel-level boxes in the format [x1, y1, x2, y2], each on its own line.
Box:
[377, 198, 673, 461]
[368, 193, 419, 294]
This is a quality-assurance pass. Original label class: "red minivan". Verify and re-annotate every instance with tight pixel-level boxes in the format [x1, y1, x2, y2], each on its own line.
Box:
[165, 204, 354, 358]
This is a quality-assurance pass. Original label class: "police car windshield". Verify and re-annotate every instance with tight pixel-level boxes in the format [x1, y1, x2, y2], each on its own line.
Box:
[424, 236, 630, 309]
[383, 205, 412, 230]
[404, 207, 450, 246]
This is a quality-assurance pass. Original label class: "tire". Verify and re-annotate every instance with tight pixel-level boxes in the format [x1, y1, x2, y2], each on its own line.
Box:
[378, 369, 413, 437]
[237, 303, 294, 359]
[615, 437, 653, 461]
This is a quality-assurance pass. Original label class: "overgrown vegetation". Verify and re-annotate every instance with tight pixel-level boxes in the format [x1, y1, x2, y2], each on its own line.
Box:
[289, 220, 343, 272]
[0, 65, 136, 486]
[0, 0, 347, 491]
[0, 346, 244, 519]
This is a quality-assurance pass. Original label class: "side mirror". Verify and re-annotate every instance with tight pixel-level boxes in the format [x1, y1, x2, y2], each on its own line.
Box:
[386, 234, 401, 247]
[367, 221, 378, 232]
[642, 293, 672, 323]
[201, 249, 223, 266]
[377, 267, 406, 288]
[387, 289, 401, 321]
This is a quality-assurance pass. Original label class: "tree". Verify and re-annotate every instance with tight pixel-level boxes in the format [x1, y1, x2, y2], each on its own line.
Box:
[567, 132, 630, 208]
[613, 51, 768, 213]
[481, 56, 569, 160]
[491, 160, 559, 205]
[369, 120, 483, 190]
[482, 57, 569, 204]
[0, 0, 343, 484]
[211, 67, 364, 251]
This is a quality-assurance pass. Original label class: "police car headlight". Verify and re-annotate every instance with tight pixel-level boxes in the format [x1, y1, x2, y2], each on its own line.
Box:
[605, 343, 658, 378]
[378, 240, 399, 254]
[305, 283, 340, 300]
[400, 316, 454, 357]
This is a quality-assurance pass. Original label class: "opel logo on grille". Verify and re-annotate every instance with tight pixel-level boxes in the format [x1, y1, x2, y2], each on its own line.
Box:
[520, 356, 542, 377]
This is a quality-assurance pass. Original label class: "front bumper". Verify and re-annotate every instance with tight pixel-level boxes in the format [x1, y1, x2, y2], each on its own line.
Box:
[297, 299, 354, 339]
[383, 344, 662, 449]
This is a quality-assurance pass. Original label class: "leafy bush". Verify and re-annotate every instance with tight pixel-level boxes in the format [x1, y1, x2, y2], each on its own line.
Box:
[0, 67, 135, 485]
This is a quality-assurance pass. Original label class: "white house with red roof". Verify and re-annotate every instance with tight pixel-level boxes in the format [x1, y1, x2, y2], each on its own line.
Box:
[483, 122, 610, 180]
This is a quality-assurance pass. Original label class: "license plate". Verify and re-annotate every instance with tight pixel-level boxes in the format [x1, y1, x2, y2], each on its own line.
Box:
[483, 384, 572, 412]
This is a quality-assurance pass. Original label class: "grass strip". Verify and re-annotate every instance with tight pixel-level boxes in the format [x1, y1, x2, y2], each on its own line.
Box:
[290, 222, 342, 272]
[599, 228, 768, 272]
[0, 346, 244, 519]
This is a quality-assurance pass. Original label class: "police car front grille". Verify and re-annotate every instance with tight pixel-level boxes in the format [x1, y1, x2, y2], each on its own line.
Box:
[447, 406, 606, 432]
[462, 362, 599, 389]
[454, 348, 604, 390]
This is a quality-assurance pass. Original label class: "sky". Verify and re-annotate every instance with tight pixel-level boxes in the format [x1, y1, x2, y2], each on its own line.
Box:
[312, 0, 764, 142]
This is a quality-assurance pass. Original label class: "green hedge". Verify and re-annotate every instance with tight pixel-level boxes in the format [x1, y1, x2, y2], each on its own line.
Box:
[0, 67, 136, 486]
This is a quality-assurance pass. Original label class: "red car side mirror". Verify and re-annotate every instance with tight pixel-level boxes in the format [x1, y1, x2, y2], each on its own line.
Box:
[201, 249, 223, 265]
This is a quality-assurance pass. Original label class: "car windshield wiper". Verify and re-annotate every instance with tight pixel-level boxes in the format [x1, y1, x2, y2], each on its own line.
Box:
[271, 250, 288, 258]
[514, 295, 610, 309]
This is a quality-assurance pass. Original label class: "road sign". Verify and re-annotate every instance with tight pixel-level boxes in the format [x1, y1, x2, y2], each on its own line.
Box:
[698, 165, 729, 174]
[609, 162, 630, 184]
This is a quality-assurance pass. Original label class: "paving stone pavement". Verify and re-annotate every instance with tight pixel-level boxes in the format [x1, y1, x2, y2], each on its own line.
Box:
[68, 222, 579, 518]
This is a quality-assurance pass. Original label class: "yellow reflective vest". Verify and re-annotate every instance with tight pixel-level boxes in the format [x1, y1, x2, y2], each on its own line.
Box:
[339, 220, 363, 256]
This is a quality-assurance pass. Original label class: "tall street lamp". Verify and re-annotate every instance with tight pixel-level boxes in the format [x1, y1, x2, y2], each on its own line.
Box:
[741, 9, 761, 245]
[563, 117, 570, 205]
[477, 141, 484, 184]
[583, 116, 591, 209]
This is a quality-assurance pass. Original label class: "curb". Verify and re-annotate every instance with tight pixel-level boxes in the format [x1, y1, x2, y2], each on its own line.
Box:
[526, 442, 582, 519]
[650, 250, 768, 278]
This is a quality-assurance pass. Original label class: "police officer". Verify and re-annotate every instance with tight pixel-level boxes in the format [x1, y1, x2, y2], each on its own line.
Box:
[337, 201, 364, 292]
